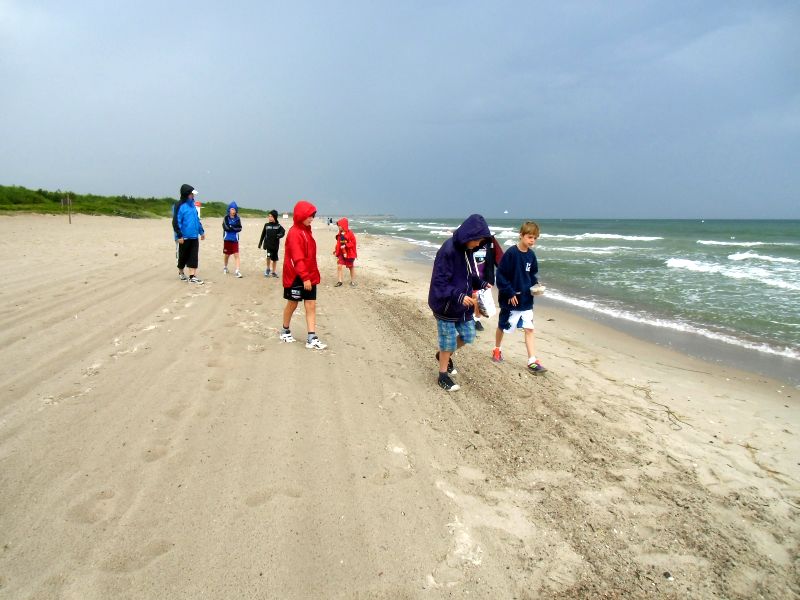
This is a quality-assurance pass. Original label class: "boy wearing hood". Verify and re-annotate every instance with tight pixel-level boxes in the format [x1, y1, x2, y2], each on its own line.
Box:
[280, 200, 327, 350]
[333, 217, 357, 287]
[172, 184, 206, 284]
[222, 202, 243, 277]
[428, 214, 492, 391]
[258, 210, 286, 278]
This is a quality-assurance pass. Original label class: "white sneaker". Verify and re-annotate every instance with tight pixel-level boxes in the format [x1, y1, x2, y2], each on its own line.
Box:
[235, 270, 242, 278]
[279, 332, 296, 343]
[223, 267, 228, 274]
[305, 337, 327, 350]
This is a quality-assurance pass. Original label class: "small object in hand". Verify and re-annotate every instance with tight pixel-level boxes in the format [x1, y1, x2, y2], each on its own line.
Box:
[530, 284, 546, 296]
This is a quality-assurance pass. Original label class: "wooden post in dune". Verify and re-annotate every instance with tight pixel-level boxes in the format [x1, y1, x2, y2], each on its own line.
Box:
[67, 193, 71, 224]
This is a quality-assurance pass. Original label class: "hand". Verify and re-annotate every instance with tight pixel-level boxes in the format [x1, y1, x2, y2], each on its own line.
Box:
[463, 295, 476, 307]
[200, 234, 205, 241]
[178, 238, 184, 245]
[303, 280, 312, 291]
[509, 295, 519, 307]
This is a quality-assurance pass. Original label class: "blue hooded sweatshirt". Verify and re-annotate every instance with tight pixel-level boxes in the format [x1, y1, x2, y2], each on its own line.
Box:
[222, 202, 242, 242]
[173, 187, 205, 240]
[428, 214, 491, 322]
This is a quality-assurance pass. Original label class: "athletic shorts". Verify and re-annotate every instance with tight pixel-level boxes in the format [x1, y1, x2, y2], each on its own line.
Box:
[177, 238, 200, 270]
[223, 240, 239, 255]
[266, 249, 279, 261]
[337, 257, 355, 267]
[436, 318, 476, 353]
[283, 276, 317, 302]
[498, 307, 535, 331]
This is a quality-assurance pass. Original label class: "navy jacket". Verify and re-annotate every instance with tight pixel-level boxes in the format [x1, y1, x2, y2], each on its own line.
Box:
[495, 245, 539, 311]
[222, 202, 242, 242]
[428, 214, 491, 322]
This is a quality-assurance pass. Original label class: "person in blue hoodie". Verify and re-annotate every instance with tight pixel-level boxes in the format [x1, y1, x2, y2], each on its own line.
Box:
[428, 214, 492, 391]
[222, 201, 243, 278]
[172, 184, 206, 284]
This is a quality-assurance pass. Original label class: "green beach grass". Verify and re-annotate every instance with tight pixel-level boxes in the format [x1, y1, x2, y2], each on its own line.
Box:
[0, 185, 269, 219]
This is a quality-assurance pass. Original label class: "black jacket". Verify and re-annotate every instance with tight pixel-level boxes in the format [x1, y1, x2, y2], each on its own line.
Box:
[258, 221, 285, 251]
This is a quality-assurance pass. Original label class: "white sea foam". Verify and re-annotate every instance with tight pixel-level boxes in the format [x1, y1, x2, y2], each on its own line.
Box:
[666, 258, 800, 291]
[698, 240, 799, 248]
[548, 246, 637, 255]
[728, 251, 798, 264]
[539, 233, 663, 242]
[429, 230, 454, 237]
[546, 289, 800, 361]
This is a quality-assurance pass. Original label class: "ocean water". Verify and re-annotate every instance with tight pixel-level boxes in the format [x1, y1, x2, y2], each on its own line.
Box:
[349, 217, 800, 374]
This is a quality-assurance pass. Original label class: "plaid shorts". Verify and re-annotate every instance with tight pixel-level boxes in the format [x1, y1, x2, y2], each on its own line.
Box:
[436, 318, 476, 352]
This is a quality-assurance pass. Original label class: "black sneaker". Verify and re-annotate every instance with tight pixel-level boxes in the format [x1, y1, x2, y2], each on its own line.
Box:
[474, 320, 484, 331]
[188, 275, 204, 285]
[435, 352, 457, 375]
[178, 272, 188, 281]
[438, 373, 460, 392]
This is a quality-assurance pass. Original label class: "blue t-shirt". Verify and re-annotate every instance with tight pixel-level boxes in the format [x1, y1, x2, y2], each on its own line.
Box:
[495, 245, 539, 311]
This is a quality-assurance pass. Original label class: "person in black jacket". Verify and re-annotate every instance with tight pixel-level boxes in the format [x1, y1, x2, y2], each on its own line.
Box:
[258, 210, 286, 278]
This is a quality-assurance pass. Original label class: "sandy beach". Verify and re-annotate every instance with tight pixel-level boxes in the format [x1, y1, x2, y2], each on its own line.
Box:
[0, 214, 797, 599]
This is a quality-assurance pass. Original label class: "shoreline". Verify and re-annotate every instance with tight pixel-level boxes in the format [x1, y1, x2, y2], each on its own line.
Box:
[1, 214, 797, 598]
[392, 237, 799, 388]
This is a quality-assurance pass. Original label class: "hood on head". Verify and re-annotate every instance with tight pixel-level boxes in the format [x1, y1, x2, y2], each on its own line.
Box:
[180, 184, 196, 200]
[269, 209, 279, 221]
[336, 217, 349, 231]
[227, 201, 238, 213]
[453, 214, 490, 248]
[292, 200, 317, 226]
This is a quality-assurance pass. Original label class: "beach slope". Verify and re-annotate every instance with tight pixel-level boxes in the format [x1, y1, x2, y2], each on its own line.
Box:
[0, 215, 797, 599]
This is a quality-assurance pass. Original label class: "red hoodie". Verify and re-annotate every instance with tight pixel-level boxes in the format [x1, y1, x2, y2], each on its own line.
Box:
[283, 200, 321, 288]
[333, 217, 357, 259]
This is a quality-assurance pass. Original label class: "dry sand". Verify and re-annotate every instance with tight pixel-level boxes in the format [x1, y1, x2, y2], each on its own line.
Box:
[0, 214, 797, 599]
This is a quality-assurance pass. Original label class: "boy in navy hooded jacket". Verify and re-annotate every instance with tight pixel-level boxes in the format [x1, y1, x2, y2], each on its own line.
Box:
[428, 214, 492, 391]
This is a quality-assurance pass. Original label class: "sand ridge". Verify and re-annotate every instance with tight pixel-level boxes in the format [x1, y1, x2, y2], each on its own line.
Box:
[0, 214, 797, 599]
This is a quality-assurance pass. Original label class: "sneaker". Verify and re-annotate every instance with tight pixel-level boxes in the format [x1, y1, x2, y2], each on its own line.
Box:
[223, 267, 228, 274]
[438, 373, 460, 392]
[306, 336, 327, 350]
[264, 269, 270, 277]
[350, 281, 357, 287]
[271, 272, 279, 278]
[235, 270, 242, 278]
[335, 281, 343, 287]
[279, 332, 296, 343]
[178, 272, 188, 281]
[474, 320, 484, 331]
[527, 360, 548, 374]
[435, 352, 457, 375]
[188, 276, 204, 285]
[491, 348, 503, 363]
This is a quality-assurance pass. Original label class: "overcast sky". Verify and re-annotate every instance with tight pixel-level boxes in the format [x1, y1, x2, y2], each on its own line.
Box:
[1, 1, 798, 218]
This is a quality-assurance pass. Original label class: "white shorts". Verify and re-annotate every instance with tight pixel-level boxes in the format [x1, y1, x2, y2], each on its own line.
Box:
[499, 308, 534, 331]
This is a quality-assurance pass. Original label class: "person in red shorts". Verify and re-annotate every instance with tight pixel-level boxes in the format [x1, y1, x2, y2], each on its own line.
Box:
[222, 201, 243, 277]
[280, 200, 327, 350]
[333, 217, 357, 287]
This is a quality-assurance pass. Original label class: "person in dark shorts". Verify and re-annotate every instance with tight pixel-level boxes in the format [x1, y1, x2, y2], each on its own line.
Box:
[280, 200, 326, 349]
[258, 210, 285, 278]
[172, 184, 205, 284]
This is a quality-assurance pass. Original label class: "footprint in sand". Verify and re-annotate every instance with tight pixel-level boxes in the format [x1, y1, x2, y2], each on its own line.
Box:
[367, 442, 415, 486]
[245, 488, 302, 507]
[99, 539, 174, 573]
[65, 489, 116, 524]
[142, 441, 170, 463]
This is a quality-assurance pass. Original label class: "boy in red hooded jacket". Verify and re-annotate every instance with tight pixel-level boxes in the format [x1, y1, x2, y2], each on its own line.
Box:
[280, 200, 327, 349]
[333, 217, 357, 287]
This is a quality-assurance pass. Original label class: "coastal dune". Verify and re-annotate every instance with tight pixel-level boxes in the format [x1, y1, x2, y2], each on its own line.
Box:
[0, 215, 797, 599]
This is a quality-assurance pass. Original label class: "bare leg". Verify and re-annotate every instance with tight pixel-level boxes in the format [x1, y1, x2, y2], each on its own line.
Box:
[282, 300, 299, 329]
[337, 264, 343, 283]
[349, 266, 356, 283]
[495, 327, 504, 348]
[303, 300, 316, 333]
[234, 253, 240, 271]
[524, 328, 536, 359]
[438, 338, 465, 372]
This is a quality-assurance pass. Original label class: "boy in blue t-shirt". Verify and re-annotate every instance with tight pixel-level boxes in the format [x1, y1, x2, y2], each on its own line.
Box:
[493, 221, 547, 373]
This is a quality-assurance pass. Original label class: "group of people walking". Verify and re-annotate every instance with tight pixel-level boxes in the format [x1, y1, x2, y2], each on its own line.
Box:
[172, 186, 546, 392]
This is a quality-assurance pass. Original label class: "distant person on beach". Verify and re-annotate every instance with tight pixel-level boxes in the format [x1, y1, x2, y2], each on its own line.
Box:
[280, 200, 327, 350]
[428, 214, 492, 391]
[258, 210, 285, 278]
[172, 184, 205, 284]
[222, 201, 243, 277]
[493, 221, 547, 373]
[472, 235, 504, 331]
[333, 217, 357, 287]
